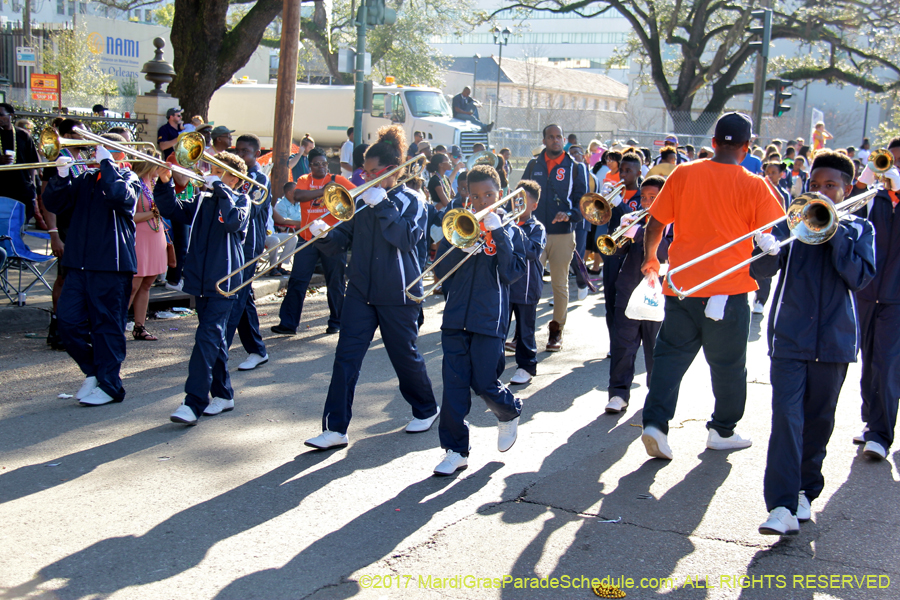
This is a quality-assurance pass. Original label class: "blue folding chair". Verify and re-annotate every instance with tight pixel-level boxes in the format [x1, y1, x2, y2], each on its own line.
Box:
[0, 197, 58, 305]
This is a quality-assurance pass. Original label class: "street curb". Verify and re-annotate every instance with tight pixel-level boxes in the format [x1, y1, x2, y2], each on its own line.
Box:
[252, 273, 325, 298]
[0, 306, 50, 334]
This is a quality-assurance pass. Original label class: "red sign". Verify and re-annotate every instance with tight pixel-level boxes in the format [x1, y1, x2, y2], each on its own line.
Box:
[653, 140, 665, 147]
[30, 73, 60, 101]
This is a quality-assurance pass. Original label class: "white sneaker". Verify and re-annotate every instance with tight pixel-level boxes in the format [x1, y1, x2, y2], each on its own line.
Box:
[433, 450, 468, 476]
[510, 368, 533, 385]
[577, 286, 589, 301]
[75, 376, 98, 400]
[752, 301, 765, 314]
[406, 405, 440, 433]
[79, 387, 116, 406]
[170, 404, 198, 425]
[605, 396, 628, 414]
[498, 416, 519, 452]
[863, 441, 887, 460]
[797, 491, 811, 522]
[165, 281, 183, 292]
[238, 353, 268, 371]
[707, 429, 752, 450]
[853, 426, 869, 444]
[759, 507, 799, 536]
[203, 397, 234, 416]
[305, 430, 349, 450]
[641, 425, 673, 460]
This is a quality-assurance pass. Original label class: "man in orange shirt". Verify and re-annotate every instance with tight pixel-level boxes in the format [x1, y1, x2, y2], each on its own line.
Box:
[639, 112, 785, 460]
[272, 147, 351, 336]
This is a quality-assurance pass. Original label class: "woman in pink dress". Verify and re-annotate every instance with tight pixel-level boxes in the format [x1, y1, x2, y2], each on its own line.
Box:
[129, 152, 168, 341]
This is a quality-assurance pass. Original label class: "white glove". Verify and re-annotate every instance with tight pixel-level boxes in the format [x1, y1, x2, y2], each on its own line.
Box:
[56, 156, 73, 178]
[704, 295, 727, 321]
[360, 187, 388, 207]
[462, 243, 482, 255]
[430, 224, 444, 244]
[857, 165, 877, 186]
[755, 232, 780, 255]
[482, 211, 503, 231]
[884, 166, 900, 190]
[94, 145, 113, 164]
[623, 224, 640, 239]
[204, 175, 222, 188]
[309, 219, 329, 238]
[620, 212, 640, 228]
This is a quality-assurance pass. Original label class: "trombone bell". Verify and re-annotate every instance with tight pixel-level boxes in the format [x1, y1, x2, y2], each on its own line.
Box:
[442, 209, 480, 248]
[868, 149, 893, 174]
[579, 193, 612, 227]
[321, 186, 357, 221]
[786, 193, 838, 245]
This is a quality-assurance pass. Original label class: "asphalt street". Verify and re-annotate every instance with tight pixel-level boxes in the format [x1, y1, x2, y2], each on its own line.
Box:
[0, 279, 897, 600]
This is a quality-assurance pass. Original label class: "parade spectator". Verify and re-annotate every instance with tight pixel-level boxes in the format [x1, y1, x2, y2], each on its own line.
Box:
[288, 134, 315, 180]
[157, 107, 183, 159]
[211, 126, 234, 154]
[0, 103, 40, 222]
[340, 127, 354, 179]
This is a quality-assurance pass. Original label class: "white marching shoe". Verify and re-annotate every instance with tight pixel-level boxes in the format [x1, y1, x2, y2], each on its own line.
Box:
[707, 429, 752, 450]
[759, 507, 800, 536]
[75, 376, 98, 400]
[433, 450, 468, 476]
[863, 441, 887, 460]
[510, 368, 533, 385]
[853, 426, 869, 445]
[305, 430, 349, 450]
[79, 387, 116, 406]
[605, 396, 628, 414]
[752, 301, 765, 314]
[170, 404, 199, 425]
[238, 353, 268, 371]
[406, 405, 440, 433]
[498, 417, 519, 452]
[577, 286, 589, 301]
[641, 425, 673, 460]
[203, 397, 235, 416]
[797, 491, 812, 522]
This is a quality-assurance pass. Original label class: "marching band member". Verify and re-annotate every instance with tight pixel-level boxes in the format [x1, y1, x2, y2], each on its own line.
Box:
[852, 138, 900, 460]
[751, 150, 875, 535]
[271, 147, 349, 336]
[156, 153, 250, 425]
[639, 113, 785, 460]
[226, 134, 272, 371]
[304, 125, 439, 450]
[507, 180, 547, 386]
[43, 134, 140, 406]
[604, 176, 670, 414]
[432, 165, 526, 475]
[752, 159, 793, 315]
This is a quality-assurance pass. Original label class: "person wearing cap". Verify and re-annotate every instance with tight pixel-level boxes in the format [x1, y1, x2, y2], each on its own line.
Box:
[416, 140, 433, 161]
[638, 112, 785, 461]
[92, 104, 107, 117]
[651, 135, 688, 166]
[157, 107, 183, 159]
[451, 87, 494, 133]
[211, 125, 235, 155]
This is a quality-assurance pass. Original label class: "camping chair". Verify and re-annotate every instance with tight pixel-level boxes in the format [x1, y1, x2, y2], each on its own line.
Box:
[0, 197, 57, 306]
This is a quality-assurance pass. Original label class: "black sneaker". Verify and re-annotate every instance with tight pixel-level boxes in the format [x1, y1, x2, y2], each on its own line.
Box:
[270, 324, 297, 335]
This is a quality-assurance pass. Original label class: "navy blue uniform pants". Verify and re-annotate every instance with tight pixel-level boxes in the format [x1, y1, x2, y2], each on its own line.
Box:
[511, 302, 538, 375]
[858, 300, 900, 450]
[166, 221, 189, 285]
[322, 294, 437, 434]
[58, 269, 131, 401]
[185, 296, 235, 415]
[601, 255, 623, 342]
[571, 226, 588, 289]
[279, 243, 346, 332]
[764, 358, 848, 513]
[440, 329, 523, 456]
[755, 276, 772, 305]
[643, 295, 750, 436]
[225, 281, 266, 358]
[608, 306, 661, 403]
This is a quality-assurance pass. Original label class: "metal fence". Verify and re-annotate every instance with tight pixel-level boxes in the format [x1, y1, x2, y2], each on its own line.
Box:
[492, 129, 616, 169]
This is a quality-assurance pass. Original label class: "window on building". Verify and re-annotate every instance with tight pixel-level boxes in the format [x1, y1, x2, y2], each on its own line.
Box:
[57, 0, 65, 15]
[604, 100, 610, 111]
[80, 2, 87, 14]
[68, 0, 75, 15]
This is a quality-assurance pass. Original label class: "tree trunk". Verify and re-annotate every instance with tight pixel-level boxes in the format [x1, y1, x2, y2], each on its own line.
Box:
[168, 0, 283, 119]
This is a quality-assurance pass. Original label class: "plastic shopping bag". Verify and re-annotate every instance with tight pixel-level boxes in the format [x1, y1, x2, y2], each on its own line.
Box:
[625, 275, 665, 322]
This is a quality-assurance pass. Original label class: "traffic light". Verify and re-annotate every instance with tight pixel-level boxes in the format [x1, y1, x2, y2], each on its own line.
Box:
[749, 8, 772, 58]
[366, 0, 397, 26]
[773, 79, 792, 117]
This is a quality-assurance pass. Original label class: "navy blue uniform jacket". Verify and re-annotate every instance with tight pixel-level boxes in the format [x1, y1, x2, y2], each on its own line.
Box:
[238, 165, 272, 261]
[614, 222, 671, 309]
[855, 190, 900, 304]
[509, 216, 546, 305]
[155, 180, 250, 297]
[317, 184, 427, 306]
[43, 159, 140, 273]
[435, 215, 526, 338]
[522, 151, 586, 235]
[749, 216, 876, 362]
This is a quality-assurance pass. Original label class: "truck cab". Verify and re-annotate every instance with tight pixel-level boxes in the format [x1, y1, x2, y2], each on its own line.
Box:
[365, 85, 488, 156]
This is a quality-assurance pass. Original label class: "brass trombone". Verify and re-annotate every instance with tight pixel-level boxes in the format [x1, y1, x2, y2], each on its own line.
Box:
[0, 127, 155, 171]
[579, 182, 625, 227]
[404, 187, 527, 303]
[867, 149, 895, 190]
[215, 154, 428, 297]
[665, 189, 878, 299]
[466, 149, 499, 170]
[596, 207, 650, 255]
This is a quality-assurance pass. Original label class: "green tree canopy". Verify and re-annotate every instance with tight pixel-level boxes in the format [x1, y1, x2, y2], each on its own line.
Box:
[42, 25, 119, 106]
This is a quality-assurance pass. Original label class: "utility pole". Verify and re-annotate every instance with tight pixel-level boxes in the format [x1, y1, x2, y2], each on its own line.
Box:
[749, 4, 772, 134]
[353, 3, 367, 147]
[272, 0, 301, 203]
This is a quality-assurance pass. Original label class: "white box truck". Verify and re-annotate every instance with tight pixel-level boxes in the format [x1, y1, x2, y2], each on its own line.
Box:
[207, 83, 489, 156]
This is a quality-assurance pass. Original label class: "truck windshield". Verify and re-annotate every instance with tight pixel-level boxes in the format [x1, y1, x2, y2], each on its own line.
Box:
[404, 91, 451, 118]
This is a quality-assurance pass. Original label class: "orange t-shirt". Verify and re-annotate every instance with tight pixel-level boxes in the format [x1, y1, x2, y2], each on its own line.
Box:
[296, 173, 355, 241]
[649, 160, 785, 297]
[604, 171, 620, 184]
